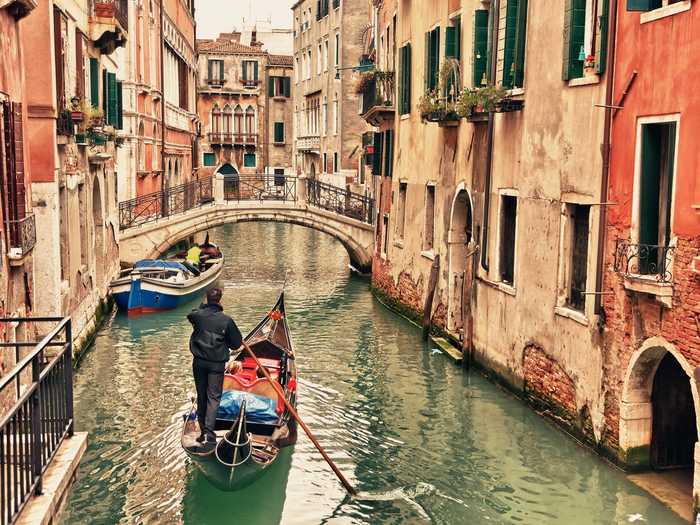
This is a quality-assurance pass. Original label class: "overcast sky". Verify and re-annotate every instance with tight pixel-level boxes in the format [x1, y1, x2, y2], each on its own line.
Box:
[196, 0, 295, 39]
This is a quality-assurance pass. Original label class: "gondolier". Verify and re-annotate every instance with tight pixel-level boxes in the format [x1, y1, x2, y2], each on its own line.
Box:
[187, 288, 243, 449]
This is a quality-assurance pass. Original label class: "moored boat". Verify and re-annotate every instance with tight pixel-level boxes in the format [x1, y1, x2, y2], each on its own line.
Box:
[181, 292, 298, 490]
[110, 247, 223, 314]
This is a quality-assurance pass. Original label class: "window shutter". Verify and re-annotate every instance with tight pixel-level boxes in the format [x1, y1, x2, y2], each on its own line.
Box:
[627, 0, 660, 10]
[219, 60, 224, 80]
[75, 29, 85, 99]
[513, 0, 528, 88]
[431, 28, 440, 91]
[283, 77, 291, 97]
[268, 77, 275, 97]
[53, 8, 65, 108]
[562, 0, 586, 80]
[253, 62, 259, 82]
[445, 26, 457, 59]
[90, 58, 99, 107]
[502, 0, 520, 88]
[102, 68, 108, 117]
[10, 102, 26, 221]
[384, 130, 394, 178]
[108, 73, 118, 127]
[116, 81, 123, 129]
[596, 0, 610, 74]
[473, 10, 489, 87]
[372, 132, 383, 175]
[455, 17, 461, 60]
[274, 122, 284, 143]
[242, 61, 248, 82]
[399, 46, 405, 113]
[424, 32, 431, 91]
[207, 60, 213, 80]
[405, 44, 412, 113]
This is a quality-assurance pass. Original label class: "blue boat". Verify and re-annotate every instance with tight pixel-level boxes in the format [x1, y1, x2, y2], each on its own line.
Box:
[110, 253, 223, 315]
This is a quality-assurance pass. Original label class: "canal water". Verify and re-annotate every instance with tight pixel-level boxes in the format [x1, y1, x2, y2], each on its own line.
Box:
[62, 222, 686, 525]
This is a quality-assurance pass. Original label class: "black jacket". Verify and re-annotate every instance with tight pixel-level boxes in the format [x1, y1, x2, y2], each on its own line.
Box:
[187, 303, 243, 363]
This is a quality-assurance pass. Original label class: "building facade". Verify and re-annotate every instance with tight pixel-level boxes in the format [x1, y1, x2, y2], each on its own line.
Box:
[602, 0, 700, 509]
[369, 0, 612, 463]
[292, 0, 370, 189]
[196, 32, 293, 179]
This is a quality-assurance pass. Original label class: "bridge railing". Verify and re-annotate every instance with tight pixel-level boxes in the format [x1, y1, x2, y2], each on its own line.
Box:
[119, 177, 214, 230]
[0, 317, 73, 525]
[307, 179, 374, 225]
[223, 174, 297, 202]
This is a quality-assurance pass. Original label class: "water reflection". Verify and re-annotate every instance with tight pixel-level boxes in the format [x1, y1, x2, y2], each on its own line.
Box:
[62, 222, 687, 525]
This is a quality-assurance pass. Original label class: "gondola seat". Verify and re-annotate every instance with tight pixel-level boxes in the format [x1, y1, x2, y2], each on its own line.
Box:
[217, 390, 279, 425]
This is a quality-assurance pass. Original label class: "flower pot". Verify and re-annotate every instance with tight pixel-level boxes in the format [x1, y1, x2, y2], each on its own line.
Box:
[584, 66, 597, 77]
[75, 133, 87, 145]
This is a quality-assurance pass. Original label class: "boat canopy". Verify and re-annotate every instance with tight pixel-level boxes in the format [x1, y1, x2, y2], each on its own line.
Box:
[134, 259, 189, 272]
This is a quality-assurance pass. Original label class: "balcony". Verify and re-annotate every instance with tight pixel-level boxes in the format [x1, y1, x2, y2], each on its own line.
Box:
[6, 214, 36, 264]
[242, 80, 260, 89]
[208, 132, 258, 146]
[296, 135, 320, 152]
[89, 0, 128, 55]
[205, 77, 225, 87]
[358, 74, 395, 126]
[614, 239, 675, 307]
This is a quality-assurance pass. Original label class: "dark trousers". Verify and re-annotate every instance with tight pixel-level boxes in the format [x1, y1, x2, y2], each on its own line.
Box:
[192, 358, 225, 441]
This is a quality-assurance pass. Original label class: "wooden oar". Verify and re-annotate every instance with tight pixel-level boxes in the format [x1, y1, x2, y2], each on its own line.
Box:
[241, 342, 357, 496]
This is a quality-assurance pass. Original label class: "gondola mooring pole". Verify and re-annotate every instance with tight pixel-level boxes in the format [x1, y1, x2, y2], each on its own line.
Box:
[240, 342, 357, 496]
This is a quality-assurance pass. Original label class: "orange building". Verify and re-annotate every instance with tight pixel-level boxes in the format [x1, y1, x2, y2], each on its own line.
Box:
[602, 0, 700, 511]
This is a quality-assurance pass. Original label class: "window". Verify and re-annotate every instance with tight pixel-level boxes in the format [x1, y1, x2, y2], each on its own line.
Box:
[316, 0, 329, 19]
[397, 182, 407, 240]
[627, 0, 685, 11]
[560, 203, 590, 312]
[307, 50, 312, 79]
[177, 58, 189, 110]
[207, 59, 224, 84]
[445, 16, 461, 60]
[333, 0, 340, 8]
[274, 122, 285, 143]
[333, 97, 338, 134]
[473, 10, 489, 86]
[383, 130, 394, 177]
[637, 121, 677, 270]
[268, 76, 291, 97]
[53, 8, 67, 108]
[211, 104, 222, 132]
[90, 58, 99, 107]
[242, 60, 259, 86]
[423, 185, 435, 251]
[318, 44, 322, 75]
[203, 152, 216, 166]
[399, 44, 412, 114]
[372, 131, 383, 175]
[499, 194, 518, 285]
[244, 153, 256, 168]
[382, 214, 390, 255]
[234, 105, 243, 133]
[424, 27, 440, 91]
[502, 0, 528, 88]
[335, 34, 340, 68]
[295, 57, 300, 83]
[323, 152, 328, 172]
[333, 152, 338, 173]
[321, 97, 327, 136]
[563, 0, 610, 80]
[324, 40, 329, 71]
[245, 106, 256, 134]
[1, 101, 27, 236]
[274, 168, 285, 186]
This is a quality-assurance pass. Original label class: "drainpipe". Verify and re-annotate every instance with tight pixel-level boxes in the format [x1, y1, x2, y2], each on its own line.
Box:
[160, 0, 166, 200]
[480, 0, 500, 272]
[594, 0, 619, 317]
[264, 62, 270, 174]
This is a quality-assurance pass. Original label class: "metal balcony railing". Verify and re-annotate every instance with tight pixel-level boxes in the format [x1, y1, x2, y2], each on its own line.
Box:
[6, 215, 36, 258]
[92, 0, 128, 30]
[613, 240, 676, 283]
[205, 77, 225, 87]
[359, 76, 395, 116]
[307, 179, 374, 224]
[0, 317, 73, 525]
[223, 174, 297, 202]
[118, 177, 214, 230]
[208, 132, 258, 146]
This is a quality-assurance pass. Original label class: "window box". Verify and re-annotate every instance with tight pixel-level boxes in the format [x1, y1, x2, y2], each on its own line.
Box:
[6, 214, 36, 264]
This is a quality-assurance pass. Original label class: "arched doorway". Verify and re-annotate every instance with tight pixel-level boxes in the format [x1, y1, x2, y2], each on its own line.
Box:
[218, 163, 239, 200]
[92, 177, 104, 285]
[651, 353, 697, 468]
[447, 188, 473, 334]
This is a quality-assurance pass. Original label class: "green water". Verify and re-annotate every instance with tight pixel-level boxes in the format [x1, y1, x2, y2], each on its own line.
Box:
[61, 222, 686, 525]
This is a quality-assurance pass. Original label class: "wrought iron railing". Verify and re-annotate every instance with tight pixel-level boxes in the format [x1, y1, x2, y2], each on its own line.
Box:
[92, 0, 128, 29]
[208, 132, 257, 146]
[0, 317, 73, 525]
[6, 215, 36, 258]
[119, 177, 214, 230]
[223, 174, 297, 202]
[307, 179, 374, 225]
[56, 111, 74, 137]
[613, 240, 676, 283]
[359, 74, 395, 116]
[205, 77, 225, 86]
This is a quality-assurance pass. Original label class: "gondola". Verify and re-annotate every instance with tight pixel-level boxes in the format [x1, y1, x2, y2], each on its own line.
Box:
[181, 292, 298, 490]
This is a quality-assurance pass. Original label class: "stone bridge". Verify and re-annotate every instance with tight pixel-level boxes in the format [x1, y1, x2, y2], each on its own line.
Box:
[117, 175, 376, 273]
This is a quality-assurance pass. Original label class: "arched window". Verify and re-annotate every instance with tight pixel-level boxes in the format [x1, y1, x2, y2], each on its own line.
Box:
[233, 105, 243, 136]
[222, 104, 233, 135]
[211, 104, 221, 133]
[245, 106, 255, 135]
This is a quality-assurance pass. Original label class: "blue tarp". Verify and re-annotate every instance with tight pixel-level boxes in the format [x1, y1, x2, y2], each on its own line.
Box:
[134, 259, 189, 272]
[217, 390, 279, 425]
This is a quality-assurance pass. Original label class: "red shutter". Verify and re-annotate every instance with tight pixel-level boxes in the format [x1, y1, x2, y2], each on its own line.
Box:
[53, 7, 66, 108]
[11, 102, 26, 222]
[75, 29, 85, 99]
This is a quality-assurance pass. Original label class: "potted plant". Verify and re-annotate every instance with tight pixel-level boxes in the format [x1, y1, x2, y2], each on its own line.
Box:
[583, 54, 597, 76]
[355, 71, 376, 95]
[456, 85, 510, 119]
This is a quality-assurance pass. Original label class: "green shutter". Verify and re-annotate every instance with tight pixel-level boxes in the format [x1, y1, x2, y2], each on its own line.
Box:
[424, 32, 431, 91]
[207, 60, 213, 80]
[399, 44, 412, 114]
[116, 80, 123, 129]
[372, 132, 383, 175]
[102, 68, 108, 116]
[431, 28, 440, 91]
[596, 0, 609, 74]
[445, 26, 457, 59]
[244, 153, 256, 167]
[473, 10, 489, 87]
[502, 0, 520, 88]
[454, 17, 461, 60]
[562, 0, 586, 81]
[219, 60, 224, 80]
[203, 152, 216, 166]
[268, 77, 275, 97]
[627, 0, 660, 10]
[253, 62, 259, 82]
[513, 0, 528, 88]
[90, 58, 99, 107]
[108, 72, 118, 127]
[283, 77, 291, 97]
[274, 122, 284, 143]
[384, 130, 393, 178]
[242, 61, 248, 81]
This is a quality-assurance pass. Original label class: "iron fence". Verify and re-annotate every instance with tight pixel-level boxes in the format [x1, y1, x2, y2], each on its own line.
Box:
[223, 174, 297, 202]
[0, 317, 73, 525]
[6, 215, 36, 258]
[119, 177, 214, 230]
[613, 239, 676, 283]
[307, 179, 374, 225]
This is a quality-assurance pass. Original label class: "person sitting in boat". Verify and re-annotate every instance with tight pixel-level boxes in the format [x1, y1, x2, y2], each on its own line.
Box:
[187, 288, 243, 450]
